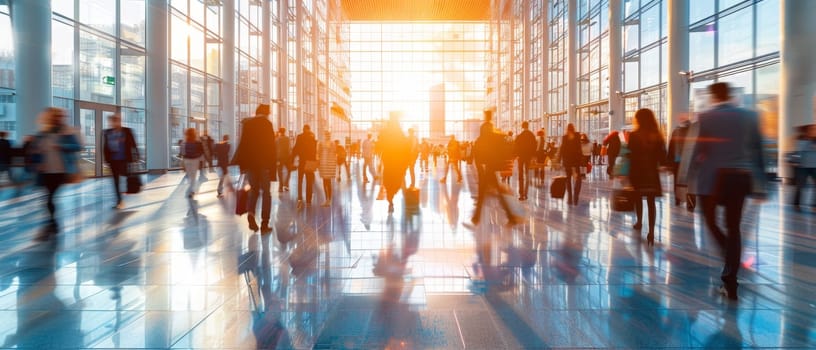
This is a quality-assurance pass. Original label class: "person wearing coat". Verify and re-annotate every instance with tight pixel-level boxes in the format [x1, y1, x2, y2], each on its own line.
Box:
[627, 108, 667, 244]
[231, 104, 277, 233]
[604, 130, 622, 177]
[689, 82, 768, 301]
[317, 131, 337, 206]
[793, 124, 816, 211]
[514, 121, 537, 200]
[560, 123, 584, 205]
[292, 124, 317, 207]
[103, 113, 139, 209]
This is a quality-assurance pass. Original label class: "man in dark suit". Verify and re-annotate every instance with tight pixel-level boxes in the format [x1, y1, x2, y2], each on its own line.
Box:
[690, 82, 767, 301]
[232, 104, 277, 233]
[103, 113, 139, 209]
[514, 121, 537, 200]
[291, 124, 317, 208]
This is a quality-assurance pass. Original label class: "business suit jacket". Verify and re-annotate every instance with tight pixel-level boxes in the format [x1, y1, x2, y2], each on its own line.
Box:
[231, 116, 277, 175]
[103, 127, 139, 163]
[689, 103, 767, 196]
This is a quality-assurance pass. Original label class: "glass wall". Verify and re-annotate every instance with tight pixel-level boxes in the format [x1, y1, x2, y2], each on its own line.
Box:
[576, 0, 610, 142]
[0, 5, 15, 138]
[687, 0, 780, 169]
[346, 22, 489, 142]
[547, 0, 569, 139]
[621, 0, 669, 134]
[47, 0, 147, 172]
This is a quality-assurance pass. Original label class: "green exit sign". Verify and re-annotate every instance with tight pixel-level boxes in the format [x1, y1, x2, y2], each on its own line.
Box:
[102, 76, 116, 85]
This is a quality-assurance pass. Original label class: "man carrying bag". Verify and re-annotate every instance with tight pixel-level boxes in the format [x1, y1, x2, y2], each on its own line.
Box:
[103, 113, 140, 209]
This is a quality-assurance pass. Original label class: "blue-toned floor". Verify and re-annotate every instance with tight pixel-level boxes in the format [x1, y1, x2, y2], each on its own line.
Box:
[0, 160, 814, 349]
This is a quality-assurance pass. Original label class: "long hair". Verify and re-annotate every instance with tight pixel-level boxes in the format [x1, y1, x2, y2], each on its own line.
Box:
[633, 108, 664, 144]
[184, 128, 198, 143]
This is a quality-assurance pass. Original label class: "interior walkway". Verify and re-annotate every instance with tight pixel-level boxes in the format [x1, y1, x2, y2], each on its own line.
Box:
[0, 159, 814, 349]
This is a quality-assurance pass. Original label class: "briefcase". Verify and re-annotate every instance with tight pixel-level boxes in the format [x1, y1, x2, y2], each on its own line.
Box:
[611, 188, 636, 212]
[404, 187, 420, 212]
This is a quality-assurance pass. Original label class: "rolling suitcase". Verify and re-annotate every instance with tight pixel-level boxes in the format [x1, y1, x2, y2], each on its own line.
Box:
[126, 174, 142, 194]
[550, 176, 567, 199]
[404, 187, 420, 213]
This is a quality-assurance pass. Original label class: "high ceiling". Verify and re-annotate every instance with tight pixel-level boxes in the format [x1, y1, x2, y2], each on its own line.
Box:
[340, 0, 491, 21]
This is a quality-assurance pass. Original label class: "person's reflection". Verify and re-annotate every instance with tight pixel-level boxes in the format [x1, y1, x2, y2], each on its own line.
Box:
[1, 240, 82, 348]
[248, 234, 292, 349]
[357, 177, 376, 230]
[370, 214, 423, 348]
[703, 306, 744, 349]
[274, 199, 297, 245]
[182, 202, 210, 250]
[440, 179, 461, 231]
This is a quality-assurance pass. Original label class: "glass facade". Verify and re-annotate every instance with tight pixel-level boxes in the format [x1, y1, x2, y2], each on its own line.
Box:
[346, 22, 489, 142]
[0, 5, 15, 136]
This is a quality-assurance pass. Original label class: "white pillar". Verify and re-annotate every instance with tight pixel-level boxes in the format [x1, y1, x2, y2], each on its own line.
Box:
[222, 0, 236, 140]
[567, 0, 578, 125]
[278, 0, 288, 129]
[608, 0, 624, 132]
[667, 0, 690, 134]
[779, 0, 816, 179]
[522, 0, 530, 126]
[145, 0, 169, 171]
[262, 0, 271, 109]
[11, 0, 51, 139]
[541, 3, 549, 125]
[296, 2, 304, 130]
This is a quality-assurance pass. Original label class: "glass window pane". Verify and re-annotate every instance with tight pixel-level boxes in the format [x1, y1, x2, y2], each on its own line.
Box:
[79, 31, 116, 104]
[756, 0, 779, 56]
[121, 107, 146, 171]
[52, 20, 74, 98]
[121, 0, 146, 46]
[79, 0, 116, 35]
[640, 4, 660, 45]
[190, 25, 205, 71]
[170, 64, 188, 116]
[719, 70, 753, 107]
[641, 46, 660, 87]
[623, 24, 639, 54]
[171, 14, 189, 64]
[720, 0, 747, 11]
[52, 0, 74, 19]
[690, 0, 715, 24]
[624, 61, 639, 91]
[191, 71, 206, 118]
[206, 41, 221, 76]
[755, 63, 779, 140]
[718, 7, 753, 66]
[171, 0, 187, 12]
[689, 26, 715, 72]
[121, 52, 145, 108]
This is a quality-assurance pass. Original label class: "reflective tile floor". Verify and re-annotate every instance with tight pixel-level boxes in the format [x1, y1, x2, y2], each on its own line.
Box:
[0, 161, 815, 349]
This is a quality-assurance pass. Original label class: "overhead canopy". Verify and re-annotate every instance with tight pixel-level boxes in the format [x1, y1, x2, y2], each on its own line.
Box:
[340, 0, 491, 21]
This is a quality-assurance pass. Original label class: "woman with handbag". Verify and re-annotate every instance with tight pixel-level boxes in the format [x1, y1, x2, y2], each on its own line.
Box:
[317, 131, 337, 206]
[181, 128, 204, 198]
[33, 107, 82, 237]
[628, 109, 667, 245]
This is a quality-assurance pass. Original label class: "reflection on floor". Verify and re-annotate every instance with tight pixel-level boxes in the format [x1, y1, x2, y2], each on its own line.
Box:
[0, 160, 814, 349]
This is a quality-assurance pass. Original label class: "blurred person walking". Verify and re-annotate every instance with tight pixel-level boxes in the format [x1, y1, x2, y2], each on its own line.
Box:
[792, 124, 816, 212]
[361, 133, 376, 183]
[379, 117, 409, 213]
[33, 107, 82, 236]
[559, 123, 584, 205]
[0, 131, 11, 185]
[514, 121, 537, 200]
[231, 104, 277, 232]
[406, 128, 419, 188]
[667, 117, 693, 207]
[292, 124, 317, 208]
[689, 82, 768, 301]
[102, 113, 139, 209]
[440, 134, 463, 184]
[181, 128, 204, 198]
[317, 131, 337, 206]
[276, 128, 291, 192]
[471, 110, 521, 226]
[214, 135, 231, 197]
[200, 130, 215, 173]
[335, 139, 350, 182]
[604, 130, 622, 177]
[628, 108, 667, 245]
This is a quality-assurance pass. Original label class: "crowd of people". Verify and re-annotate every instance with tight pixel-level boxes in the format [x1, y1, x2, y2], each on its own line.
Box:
[0, 82, 807, 301]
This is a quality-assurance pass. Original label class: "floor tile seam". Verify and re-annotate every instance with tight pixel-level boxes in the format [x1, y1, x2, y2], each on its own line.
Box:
[166, 296, 232, 349]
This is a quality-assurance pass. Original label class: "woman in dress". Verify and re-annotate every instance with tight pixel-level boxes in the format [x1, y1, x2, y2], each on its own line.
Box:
[628, 108, 667, 244]
[317, 131, 337, 206]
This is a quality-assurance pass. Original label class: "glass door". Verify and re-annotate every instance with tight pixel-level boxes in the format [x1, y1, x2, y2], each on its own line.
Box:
[76, 102, 118, 177]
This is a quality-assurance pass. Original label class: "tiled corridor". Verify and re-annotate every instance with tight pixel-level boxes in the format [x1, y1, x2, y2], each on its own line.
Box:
[0, 160, 814, 349]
